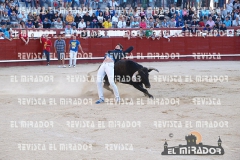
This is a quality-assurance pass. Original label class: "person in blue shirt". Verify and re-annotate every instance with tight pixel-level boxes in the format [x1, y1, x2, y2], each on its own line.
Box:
[4, 28, 12, 41]
[223, 17, 231, 27]
[69, 35, 84, 68]
[203, 24, 211, 32]
[182, 24, 191, 32]
[176, 18, 184, 27]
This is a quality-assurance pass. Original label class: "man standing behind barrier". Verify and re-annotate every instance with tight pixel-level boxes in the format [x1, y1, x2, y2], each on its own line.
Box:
[95, 44, 133, 104]
[54, 34, 66, 68]
[40, 34, 52, 66]
[69, 35, 84, 68]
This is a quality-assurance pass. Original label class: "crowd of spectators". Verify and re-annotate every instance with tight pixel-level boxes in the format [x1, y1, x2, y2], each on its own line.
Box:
[0, 0, 240, 40]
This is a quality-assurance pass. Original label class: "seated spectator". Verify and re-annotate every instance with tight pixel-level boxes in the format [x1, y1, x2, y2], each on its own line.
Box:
[0, 24, 6, 32]
[169, 17, 176, 27]
[233, 17, 240, 26]
[162, 18, 169, 28]
[191, 18, 199, 26]
[205, 17, 215, 28]
[176, 18, 184, 27]
[223, 17, 231, 27]
[65, 24, 73, 35]
[203, 24, 211, 32]
[198, 19, 205, 27]
[66, 11, 75, 26]
[220, 23, 227, 31]
[117, 18, 126, 28]
[91, 13, 98, 28]
[27, 12, 34, 22]
[26, 20, 34, 28]
[154, 18, 161, 28]
[17, 11, 27, 23]
[95, 8, 101, 16]
[147, 17, 155, 28]
[226, 0, 234, 13]
[126, 18, 131, 28]
[19, 29, 29, 45]
[43, 18, 51, 28]
[103, 11, 111, 21]
[34, 16, 43, 28]
[102, 18, 112, 28]
[51, 12, 59, 22]
[4, 28, 12, 41]
[215, 17, 223, 26]
[182, 24, 191, 32]
[54, 18, 63, 29]
[83, 12, 91, 24]
[1, 11, 11, 26]
[139, 19, 147, 28]
[145, 27, 153, 39]
[19, 21, 26, 29]
[131, 17, 139, 28]
[191, 25, 198, 34]
[137, 27, 145, 39]
[111, 13, 118, 28]
[78, 19, 86, 29]
[86, 21, 91, 28]
[234, 0, 240, 9]
[10, 11, 18, 28]
[97, 12, 104, 28]
[81, 28, 88, 39]
[74, 13, 82, 28]
[213, 23, 220, 30]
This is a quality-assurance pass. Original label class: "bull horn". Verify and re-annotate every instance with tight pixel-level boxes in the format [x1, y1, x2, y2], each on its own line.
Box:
[132, 71, 140, 82]
[148, 67, 159, 72]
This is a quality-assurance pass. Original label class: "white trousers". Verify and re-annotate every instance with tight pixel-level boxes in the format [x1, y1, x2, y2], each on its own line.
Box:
[69, 50, 77, 66]
[97, 62, 119, 100]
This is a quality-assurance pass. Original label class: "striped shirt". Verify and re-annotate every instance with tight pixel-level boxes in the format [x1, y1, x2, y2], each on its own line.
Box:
[54, 39, 66, 53]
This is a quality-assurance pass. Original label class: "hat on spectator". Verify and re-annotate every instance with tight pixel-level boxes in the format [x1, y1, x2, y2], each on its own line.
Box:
[206, 24, 210, 27]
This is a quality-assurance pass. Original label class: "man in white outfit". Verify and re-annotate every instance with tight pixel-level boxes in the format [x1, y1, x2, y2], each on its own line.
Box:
[96, 44, 133, 104]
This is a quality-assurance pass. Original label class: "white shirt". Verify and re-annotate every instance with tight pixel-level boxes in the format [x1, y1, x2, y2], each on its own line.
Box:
[78, 22, 86, 29]
[226, 3, 233, 12]
[112, 16, 119, 23]
[97, 16, 104, 23]
[232, 19, 240, 26]
[117, 21, 126, 28]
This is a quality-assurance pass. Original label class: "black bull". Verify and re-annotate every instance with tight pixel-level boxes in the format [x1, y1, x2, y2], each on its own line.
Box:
[103, 60, 159, 98]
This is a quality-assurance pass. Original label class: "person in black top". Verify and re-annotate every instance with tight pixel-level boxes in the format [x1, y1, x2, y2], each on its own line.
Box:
[220, 23, 227, 31]
[74, 13, 82, 28]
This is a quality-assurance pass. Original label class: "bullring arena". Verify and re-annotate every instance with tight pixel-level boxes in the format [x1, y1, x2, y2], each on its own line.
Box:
[1, 34, 240, 160]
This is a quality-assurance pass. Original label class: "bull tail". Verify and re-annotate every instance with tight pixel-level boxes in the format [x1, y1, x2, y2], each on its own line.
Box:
[87, 65, 101, 80]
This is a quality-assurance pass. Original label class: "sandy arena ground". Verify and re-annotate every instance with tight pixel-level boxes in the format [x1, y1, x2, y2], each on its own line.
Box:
[0, 61, 240, 160]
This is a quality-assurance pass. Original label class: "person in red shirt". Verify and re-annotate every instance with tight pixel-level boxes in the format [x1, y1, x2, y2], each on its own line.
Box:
[40, 34, 52, 66]
[19, 29, 29, 45]
[198, 18, 205, 27]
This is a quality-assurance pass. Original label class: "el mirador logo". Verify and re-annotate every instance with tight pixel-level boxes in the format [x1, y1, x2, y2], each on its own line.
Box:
[162, 131, 224, 155]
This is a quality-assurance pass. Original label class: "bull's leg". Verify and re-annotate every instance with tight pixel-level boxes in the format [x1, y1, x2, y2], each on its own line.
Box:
[139, 84, 148, 97]
[132, 83, 153, 98]
[103, 75, 113, 93]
